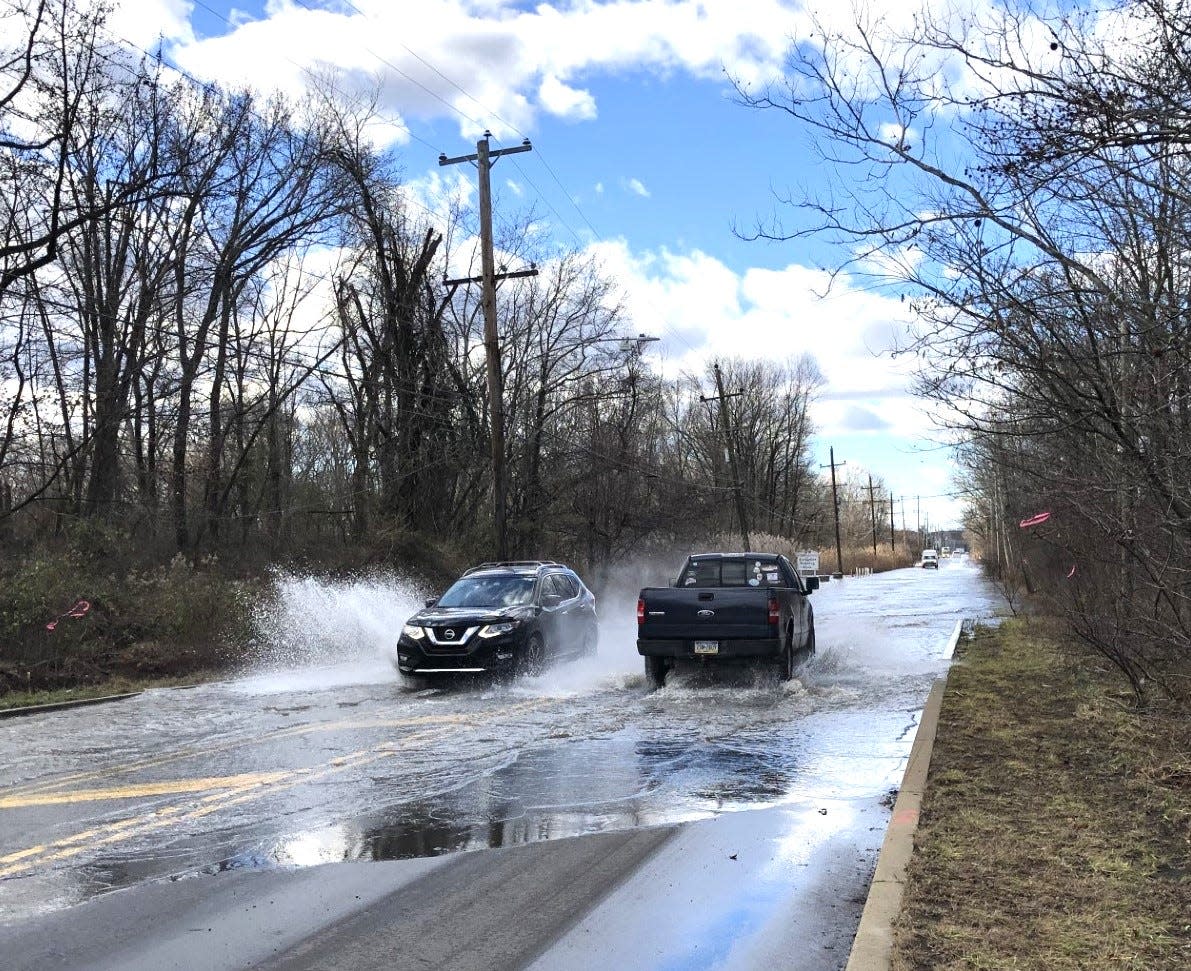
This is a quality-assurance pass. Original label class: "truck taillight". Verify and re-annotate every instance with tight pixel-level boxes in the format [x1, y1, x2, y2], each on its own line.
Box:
[637, 598, 645, 625]
[768, 593, 779, 625]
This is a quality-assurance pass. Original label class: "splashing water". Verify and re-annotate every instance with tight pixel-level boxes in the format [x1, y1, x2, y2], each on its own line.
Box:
[234, 572, 429, 694]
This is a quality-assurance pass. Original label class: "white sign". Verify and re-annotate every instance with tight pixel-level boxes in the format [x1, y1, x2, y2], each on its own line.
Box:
[796, 551, 820, 575]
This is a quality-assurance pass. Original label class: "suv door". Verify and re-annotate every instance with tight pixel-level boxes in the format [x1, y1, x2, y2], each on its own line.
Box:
[553, 573, 584, 654]
[538, 574, 569, 654]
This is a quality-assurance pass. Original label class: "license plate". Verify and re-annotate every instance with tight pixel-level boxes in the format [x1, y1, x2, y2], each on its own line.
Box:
[693, 641, 719, 655]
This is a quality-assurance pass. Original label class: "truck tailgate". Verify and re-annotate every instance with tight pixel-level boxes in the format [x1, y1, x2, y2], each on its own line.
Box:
[638, 587, 775, 641]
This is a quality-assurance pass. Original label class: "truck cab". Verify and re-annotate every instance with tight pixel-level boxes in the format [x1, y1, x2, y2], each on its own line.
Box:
[636, 553, 818, 689]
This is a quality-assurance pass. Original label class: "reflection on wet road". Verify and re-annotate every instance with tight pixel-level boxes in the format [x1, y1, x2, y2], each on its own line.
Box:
[0, 559, 998, 924]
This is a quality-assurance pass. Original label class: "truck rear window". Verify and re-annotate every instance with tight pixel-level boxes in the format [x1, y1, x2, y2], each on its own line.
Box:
[679, 558, 788, 588]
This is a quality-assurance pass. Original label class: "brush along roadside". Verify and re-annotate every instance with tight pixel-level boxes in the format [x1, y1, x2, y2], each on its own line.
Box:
[890, 620, 1190, 970]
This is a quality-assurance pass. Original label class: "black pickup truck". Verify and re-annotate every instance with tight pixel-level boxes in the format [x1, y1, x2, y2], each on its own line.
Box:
[636, 552, 819, 689]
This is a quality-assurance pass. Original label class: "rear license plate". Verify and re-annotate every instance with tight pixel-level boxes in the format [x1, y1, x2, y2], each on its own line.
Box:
[693, 641, 719, 655]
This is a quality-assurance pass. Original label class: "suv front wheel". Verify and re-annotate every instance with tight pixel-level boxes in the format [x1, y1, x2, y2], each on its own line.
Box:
[517, 633, 547, 677]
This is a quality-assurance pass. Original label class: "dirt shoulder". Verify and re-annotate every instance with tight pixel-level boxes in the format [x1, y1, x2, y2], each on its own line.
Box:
[891, 620, 1190, 970]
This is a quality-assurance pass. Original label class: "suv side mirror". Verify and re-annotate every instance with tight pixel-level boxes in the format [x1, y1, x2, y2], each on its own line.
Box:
[424, 597, 438, 608]
[541, 592, 563, 607]
[804, 577, 820, 593]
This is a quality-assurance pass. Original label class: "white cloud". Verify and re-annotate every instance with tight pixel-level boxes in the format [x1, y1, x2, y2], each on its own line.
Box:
[104, 0, 195, 49]
[624, 177, 650, 198]
[584, 238, 963, 517]
[505, 179, 524, 196]
[538, 74, 597, 121]
[594, 181, 604, 194]
[167, 0, 802, 137]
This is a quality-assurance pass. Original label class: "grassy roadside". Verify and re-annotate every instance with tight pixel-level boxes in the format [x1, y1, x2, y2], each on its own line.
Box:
[0, 673, 224, 712]
[891, 620, 1190, 970]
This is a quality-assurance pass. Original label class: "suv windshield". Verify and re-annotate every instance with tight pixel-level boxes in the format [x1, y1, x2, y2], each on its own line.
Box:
[679, 558, 787, 588]
[437, 574, 536, 608]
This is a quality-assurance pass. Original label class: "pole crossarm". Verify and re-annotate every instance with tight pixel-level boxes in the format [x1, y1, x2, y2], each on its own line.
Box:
[439, 138, 533, 168]
[443, 266, 539, 287]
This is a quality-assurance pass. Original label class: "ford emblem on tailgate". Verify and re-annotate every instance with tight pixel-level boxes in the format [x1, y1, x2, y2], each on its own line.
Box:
[697, 609, 715, 618]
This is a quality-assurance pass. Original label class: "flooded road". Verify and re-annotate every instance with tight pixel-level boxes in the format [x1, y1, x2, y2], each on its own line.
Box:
[0, 558, 998, 967]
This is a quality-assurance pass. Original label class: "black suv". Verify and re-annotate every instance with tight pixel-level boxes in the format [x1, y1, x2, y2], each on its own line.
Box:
[393, 561, 598, 680]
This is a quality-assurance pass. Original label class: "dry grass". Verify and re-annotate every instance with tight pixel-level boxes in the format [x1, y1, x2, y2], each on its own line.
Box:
[891, 620, 1191, 970]
[708, 532, 917, 573]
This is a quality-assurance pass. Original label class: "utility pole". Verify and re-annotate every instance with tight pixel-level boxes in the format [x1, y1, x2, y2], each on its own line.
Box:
[867, 474, 878, 555]
[820, 447, 846, 577]
[702, 363, 751, 551]
[440, 132, 535, 559]
[889, 491, 896, 551]
[916, 495, 921, 550]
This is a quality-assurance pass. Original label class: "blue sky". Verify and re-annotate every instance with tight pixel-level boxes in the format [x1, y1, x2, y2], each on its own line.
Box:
[107, 0, 968, 530]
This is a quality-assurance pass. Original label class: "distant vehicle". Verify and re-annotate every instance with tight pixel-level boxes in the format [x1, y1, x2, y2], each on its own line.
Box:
[920, 549, 939, 569]
[636, 552, 819, 689]
[953, 547, 966, 556]
[941, 546, 952, 558]
[393, 561, 597, 681]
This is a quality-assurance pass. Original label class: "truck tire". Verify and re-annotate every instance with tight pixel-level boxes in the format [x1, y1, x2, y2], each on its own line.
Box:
[644, 655, 667, 690]
[777, 625, 796, 681]
[802, 610, 816, 657]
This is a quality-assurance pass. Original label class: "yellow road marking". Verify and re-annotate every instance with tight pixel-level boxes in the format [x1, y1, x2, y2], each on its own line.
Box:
[0, 771, 292, 810]
[0, 698, 551, 879]
[0, 738, 428, 879]
[5, 701, 546, 799]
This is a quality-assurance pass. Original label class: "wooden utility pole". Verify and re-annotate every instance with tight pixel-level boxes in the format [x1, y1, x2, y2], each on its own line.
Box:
[703, 363, 751, 551]
[868, 474, 878, 555]
[889, 491, 896, 551]
[439, 132, 535, 559]
[820, 447, 846, 576]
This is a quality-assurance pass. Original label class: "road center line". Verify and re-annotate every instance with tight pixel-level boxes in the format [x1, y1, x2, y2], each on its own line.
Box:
[0, 698, 553, 879]
[4, 699, 548, 799]
[0, 771, 293, 809]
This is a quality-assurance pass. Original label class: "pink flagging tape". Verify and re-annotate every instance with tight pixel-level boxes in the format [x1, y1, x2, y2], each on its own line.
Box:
[46, 599, 91, 632]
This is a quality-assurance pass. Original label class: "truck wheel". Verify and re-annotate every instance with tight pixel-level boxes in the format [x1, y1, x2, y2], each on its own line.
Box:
[644, 655, 667, 690]
[802, 611, 816, 658]
[778, 629, 796, 682]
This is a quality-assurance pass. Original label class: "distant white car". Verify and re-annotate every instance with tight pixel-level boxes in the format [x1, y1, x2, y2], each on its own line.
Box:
[920, 549, 939, 569]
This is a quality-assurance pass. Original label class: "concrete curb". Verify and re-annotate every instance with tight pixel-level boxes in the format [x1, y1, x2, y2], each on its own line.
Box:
[0, 691, 142, 720]
[845, 675, 949, 971]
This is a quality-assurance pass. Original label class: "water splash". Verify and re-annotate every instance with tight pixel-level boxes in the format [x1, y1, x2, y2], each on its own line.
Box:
[234, 571, 429, 694]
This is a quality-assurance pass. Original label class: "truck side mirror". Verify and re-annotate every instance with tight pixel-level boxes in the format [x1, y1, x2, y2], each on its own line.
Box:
[804, 577, 820, 593]
[424, 597, 438, 608]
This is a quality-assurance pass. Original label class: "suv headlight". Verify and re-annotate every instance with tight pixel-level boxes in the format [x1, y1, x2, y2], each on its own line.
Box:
[402, 623, 425, 640]
[478, 620, 520, 639]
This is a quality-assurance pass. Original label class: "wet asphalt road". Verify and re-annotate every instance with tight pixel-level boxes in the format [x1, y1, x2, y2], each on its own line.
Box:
[0, 558, 997, 969]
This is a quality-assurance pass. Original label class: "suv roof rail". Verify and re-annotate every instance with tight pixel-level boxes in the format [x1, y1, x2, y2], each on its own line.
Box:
[463, 560, 564, 575]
